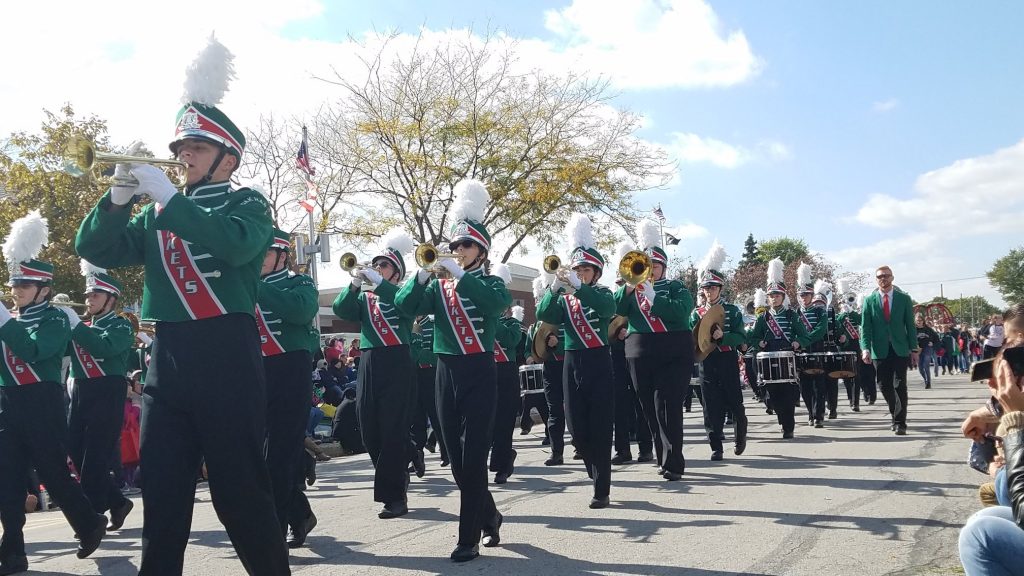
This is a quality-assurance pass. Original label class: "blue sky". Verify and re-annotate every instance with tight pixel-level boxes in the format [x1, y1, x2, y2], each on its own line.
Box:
[4, 0, 1022, 307]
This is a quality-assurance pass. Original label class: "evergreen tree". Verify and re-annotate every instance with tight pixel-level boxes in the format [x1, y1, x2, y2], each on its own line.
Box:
[738, 233, 759, 268]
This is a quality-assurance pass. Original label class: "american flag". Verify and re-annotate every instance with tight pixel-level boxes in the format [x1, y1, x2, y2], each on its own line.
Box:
[653, 204, 665, 221]
[296, 125, 315, 176]
[298, 178, 318, 214]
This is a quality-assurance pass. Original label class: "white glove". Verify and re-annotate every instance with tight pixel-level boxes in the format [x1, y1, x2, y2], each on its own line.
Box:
[639, 281, 657, 302]
[130, 164, 177, 206]
[417, 269, 432, 285]
[0, 306, 10, 327]
[350, 275, 363, 289]
[58, 306, 81, 329]
[566, 269, 582, 289]
[359, 268, 383, 286]
[137, 332, 153, 346]
[110, 141, 146, 205]
[438, 258, 465, 279]
[549, 278, 565, 293]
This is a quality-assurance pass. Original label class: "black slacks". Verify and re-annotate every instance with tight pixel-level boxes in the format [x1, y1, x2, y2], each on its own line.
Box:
[565, 347, 614, 499]
[67, 374, 130, 515]
[874, 348, 909, 427]
[612, 344, 651, 457]
[519, 391, 549, 434]
[489, 361, 520, 475]
[357, 346, 414, 504]
[701, 350, 748, 453]
[543, 358, 566, 457]
[413, 365, 447, 461]
[859, 361, 877, 403]
[766, 382, 798, 433]
[630, 352, 685, 474]
[799, 372, 827, 421]
[436, 353, 499, 546]
[0, 382, 101, 561]
[140, 314, 288, 576]
[264, 350, 313, 536]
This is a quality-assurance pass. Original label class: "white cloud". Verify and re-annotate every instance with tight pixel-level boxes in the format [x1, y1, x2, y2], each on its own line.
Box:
[541, 0, 761, 89]
[758, 139, 792, 161]
[872, 98, 900, 113]
[663, 133, 791, 169]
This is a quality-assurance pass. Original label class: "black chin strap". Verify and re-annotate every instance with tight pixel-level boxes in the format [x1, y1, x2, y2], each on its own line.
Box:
[195, 144, 229, 188]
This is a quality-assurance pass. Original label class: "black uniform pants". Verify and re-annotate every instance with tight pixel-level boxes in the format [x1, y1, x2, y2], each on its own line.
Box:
[543, 358, 566, 457]
[859, 361, 877, 403]
[825, 376, 840, 412]
[357, 346, 414, 504]
[520, 391, 549, 434]
[413, 366, 447, 461]
[436, 353, 499, 546]
[264, 350, 313, 536]
[874, 348, 909, 427]
[613, 345, 651, 457]
[0, 382, 100, 561]
[140, 314, 288, 576]
[490, 361, 520, 475]
[799, 372, 827, 421]
[629, 351, 686, 474]
[67, 374, 130, 515]
[288, 450, 314, 531]
[766, 382, 798, 433]
[566, 348, 614, 498]
[701, 350, 748, 453]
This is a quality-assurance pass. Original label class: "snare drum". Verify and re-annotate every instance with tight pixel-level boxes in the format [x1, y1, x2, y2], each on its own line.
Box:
[518, 364, 544, 395]
[796, 352, 825, 375]
[756, 351, 797, 384]
[823, 351, 857, 379]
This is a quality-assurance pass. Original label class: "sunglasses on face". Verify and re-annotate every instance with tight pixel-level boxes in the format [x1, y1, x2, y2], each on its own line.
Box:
[454, 240, 476, 249]
[876, 274, 892, 279]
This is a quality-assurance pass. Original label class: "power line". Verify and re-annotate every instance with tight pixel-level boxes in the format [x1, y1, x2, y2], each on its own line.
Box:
[898, 275, 988, 286]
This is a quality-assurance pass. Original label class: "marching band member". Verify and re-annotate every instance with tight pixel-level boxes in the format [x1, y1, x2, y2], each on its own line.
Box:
[75, 38, 289, 575]
[394, 179, 511, 562]
[66, 261, 135, 530]
[411, 315, 449, 466]
[538, 279, 570, 465]
[520, 278, 551, 443]
[256, 229, 320, 545]
[614, 222, 690, 478]
[856, 293, 878, 405]
[690, 241, 748, 461]
[796, 263, 828, 428]
[813, 280, 841, 419]
[333, 229, 417, 519]
[610, 241, 653, 466]
[537, 214, 616, 505]
[835, 279, 864, 411]
[489, 264, 524, 484]
[748, 258, 810, 439]
[0, 212, 107, 574]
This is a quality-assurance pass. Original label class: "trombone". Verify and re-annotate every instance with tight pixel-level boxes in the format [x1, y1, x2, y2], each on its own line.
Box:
[64, 136, 189, 188]
[415, 244, 462, 278]
[618, 250, 652, 287]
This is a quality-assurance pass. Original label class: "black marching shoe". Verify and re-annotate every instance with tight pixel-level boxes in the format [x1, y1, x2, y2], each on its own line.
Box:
[107, 498, 134, 531]
[710, 451, 724, 462]
[852, 404, 860, 412]
[662, 470, 682, 481]
[482, 512, 503, 547]
[814, 419, 824, 429]
[541, 436, 551, 446]
[77, 514, 107, 559]
[611, 453, 633, 465]
[589, 496, 610, 509]
[895, 425, 907, 436]
[494, 472, 510, 484]
[828, 409, 837, 420]
[544, 455, 564, 466]
[288, 512, 318, 549]
[411, 450, 426, 478]
[637, 452, 655, 463]
[0, 555, 28, 576]
[450, 544, 479, 563]
[782, 430, 794, 439]
[378, 501, 409, 519]
[572, 450, 584, 461]
[734, 435, 747, 456]
[440, 458, 450, 468]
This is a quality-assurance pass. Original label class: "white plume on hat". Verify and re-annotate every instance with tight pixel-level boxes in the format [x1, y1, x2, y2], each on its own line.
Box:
[492, 262, 512, 285]
[449, 179, 489, 224]
[565, 213, 596, 250]
[767, 257, 785, 284]
[379, 228, 414, 257]
[814, 279, 831, 297]
[754, 288, 767, 308]
[2, 210, 48, 267]
[511, 305, 525, 322]
[615, 241, 634, 262]
[836, 278, 851, 295]
[697, 240, 727, 279]
[797, 261, 813, 287]
[182, 34, 236, 107]
[856, 292, 868, 310]
[80, 259, 106, 278]
[532, 275, 547, 299]
[637, 220, 661, 250]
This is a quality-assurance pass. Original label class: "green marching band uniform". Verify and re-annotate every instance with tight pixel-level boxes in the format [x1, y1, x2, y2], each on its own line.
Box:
[333, 229, 417, 519]
[614, 221, 693, 477]
[795, 263, 829, 427]
[394, 179, 510, 562]
[255, 229, 321, 546]
[689, 241, 748, 460]
[835, 280, 875, 409]
[75, 36, 290, 575]
[0, 212, 108, 572]
[67, 263, 135, 529]
[489, 263, 524, 485]
[411, 315, 448, 464]
[518, 293, 550, 440]
[747, 258, 810, 439]
[536, 214, 616, 508]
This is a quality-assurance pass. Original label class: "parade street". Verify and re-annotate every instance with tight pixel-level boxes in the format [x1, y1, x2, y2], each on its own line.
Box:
[26, 374, 982, 575]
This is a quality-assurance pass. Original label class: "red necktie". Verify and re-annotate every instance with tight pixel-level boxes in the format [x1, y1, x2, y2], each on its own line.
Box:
[883, 293, 891, 322]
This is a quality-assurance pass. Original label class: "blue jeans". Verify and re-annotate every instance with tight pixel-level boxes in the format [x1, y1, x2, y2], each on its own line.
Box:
[959, 505, 1024, 576]
[960, 353, 970, 373]
[918, 347, 933, 385]
[306, 406, 324, 437]
[997, 467, 1010, 507]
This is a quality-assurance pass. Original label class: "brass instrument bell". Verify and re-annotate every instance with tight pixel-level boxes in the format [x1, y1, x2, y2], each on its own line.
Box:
[617, 250, 652, 287]
[64, 136, 189, 188]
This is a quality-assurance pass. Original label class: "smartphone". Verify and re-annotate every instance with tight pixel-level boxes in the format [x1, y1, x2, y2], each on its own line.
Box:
[971, 359, 994, 382]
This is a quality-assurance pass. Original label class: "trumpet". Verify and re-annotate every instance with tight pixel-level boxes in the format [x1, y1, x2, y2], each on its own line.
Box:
[64, 136, 189, 188]
[618, 250, 652, 287]
[51, 294, 89, 309]
[339, 252, 372, 273]
[415, 244, 462, 278]
[542, 255, 573, 286]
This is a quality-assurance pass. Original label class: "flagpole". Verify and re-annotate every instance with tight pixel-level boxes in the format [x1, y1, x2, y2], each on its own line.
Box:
[302, 125, 319, 289]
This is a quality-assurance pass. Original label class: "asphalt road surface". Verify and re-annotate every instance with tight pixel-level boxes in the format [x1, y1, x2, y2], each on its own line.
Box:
[22, 372, 984, 575]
